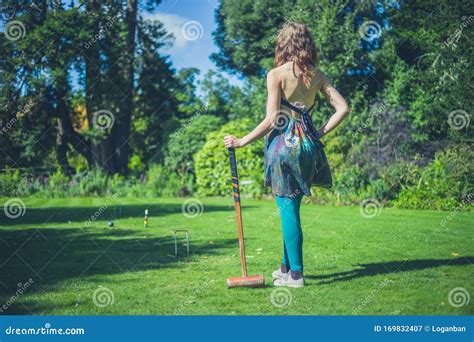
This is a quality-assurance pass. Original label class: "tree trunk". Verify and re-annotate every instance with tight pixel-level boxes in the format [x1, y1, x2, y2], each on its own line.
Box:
[54, 75, 93, 172]
[55, 116, 69, 174]
[114, 0, 137, 175]
[85, 0, 111, 171]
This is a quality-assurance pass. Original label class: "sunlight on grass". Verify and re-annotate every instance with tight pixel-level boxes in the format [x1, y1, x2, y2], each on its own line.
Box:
[0, 198, 472, 315]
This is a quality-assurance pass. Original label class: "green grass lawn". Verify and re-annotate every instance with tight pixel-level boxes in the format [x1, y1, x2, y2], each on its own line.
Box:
[0, 197, 472, 315]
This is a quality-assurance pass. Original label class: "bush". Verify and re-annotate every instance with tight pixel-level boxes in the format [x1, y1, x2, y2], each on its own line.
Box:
[194, 118, 266, 197]
[165, 114, 223, 194]
[0, 166, 179, 198]
[47, 168, 70, 196]
[108, 173, 128, 195]
[310, 165, 369, 205]
[394, 144, 473, 210]
[144, 164, 181, 197]
[72, 169, 109, 197]
[128, 154, 144, 174]
[0, 168, 21, 196]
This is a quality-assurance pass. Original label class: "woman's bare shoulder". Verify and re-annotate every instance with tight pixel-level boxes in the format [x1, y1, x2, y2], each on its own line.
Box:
[314, 68, 327, 80]
[267, 62, 292, 78]
[313, 69, 333, 88]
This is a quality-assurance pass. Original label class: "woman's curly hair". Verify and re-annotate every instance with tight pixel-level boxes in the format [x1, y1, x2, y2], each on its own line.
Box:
[274, 22, 318, 88]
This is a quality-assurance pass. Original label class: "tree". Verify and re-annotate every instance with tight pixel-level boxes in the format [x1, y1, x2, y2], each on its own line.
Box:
[0, 0, 182, 175]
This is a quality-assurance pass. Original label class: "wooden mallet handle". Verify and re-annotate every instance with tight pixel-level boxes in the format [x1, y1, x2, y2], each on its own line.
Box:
[228, 148, 248, 277]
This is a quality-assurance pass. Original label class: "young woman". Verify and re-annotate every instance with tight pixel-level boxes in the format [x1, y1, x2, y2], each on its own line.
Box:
[223, 22, 350, 287]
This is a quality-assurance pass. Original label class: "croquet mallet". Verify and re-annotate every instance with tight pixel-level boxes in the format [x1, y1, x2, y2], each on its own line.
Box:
[226, 147, 265, 288]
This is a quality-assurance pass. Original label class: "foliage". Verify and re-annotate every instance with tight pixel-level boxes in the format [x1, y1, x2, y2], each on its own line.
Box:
[47, 168, 71, 196]
[391, 1, 473, 143]
[0, 0, 181, 175]
[0, 168, 21, 196]
[194, 119, 266, 197]
[394, 145, 474, 210]
[0, 165, 180, 198]
[0, 1, 472, 211]
[164, 114, 223, 194]
[143, 164, 181, 197]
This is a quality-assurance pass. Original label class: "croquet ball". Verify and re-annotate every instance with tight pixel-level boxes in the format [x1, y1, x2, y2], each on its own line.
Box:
[107, 221, 114, 227]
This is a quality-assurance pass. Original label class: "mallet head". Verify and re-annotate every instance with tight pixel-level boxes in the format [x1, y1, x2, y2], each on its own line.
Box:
[226, 274, 265, 288]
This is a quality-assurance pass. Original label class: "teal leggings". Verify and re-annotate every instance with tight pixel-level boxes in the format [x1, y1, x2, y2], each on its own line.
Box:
[275, 194, 304, 272]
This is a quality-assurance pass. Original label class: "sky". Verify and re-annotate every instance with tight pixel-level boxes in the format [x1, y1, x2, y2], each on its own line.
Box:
[146, 0, 243, 88]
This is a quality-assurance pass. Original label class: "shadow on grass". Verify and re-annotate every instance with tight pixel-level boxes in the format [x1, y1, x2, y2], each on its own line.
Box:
[0, 202, 246, 226]
[306, 256, 474, 284]
[0, 227, 236, 314]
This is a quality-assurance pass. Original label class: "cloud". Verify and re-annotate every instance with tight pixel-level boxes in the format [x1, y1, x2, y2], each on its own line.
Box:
[143, 11, 197, 51]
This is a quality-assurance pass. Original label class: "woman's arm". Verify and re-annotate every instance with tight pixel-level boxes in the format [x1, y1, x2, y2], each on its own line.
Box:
[317, 74, 350, 138]
[224, 70, 281, 148]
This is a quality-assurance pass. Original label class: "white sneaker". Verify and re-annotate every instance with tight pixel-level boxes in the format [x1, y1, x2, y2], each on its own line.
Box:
[272, 268, 289, 280]
[273, 272, 304, 288]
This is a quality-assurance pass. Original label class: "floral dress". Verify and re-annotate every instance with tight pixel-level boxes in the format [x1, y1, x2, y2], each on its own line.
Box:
[264, 98, 332, 197]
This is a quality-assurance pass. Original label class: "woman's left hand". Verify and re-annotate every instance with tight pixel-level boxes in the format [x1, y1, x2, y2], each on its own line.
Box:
[224, 135, 242, 148]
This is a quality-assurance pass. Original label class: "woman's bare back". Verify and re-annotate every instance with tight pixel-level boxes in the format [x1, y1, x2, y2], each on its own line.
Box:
[273, 61, 331, 118]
